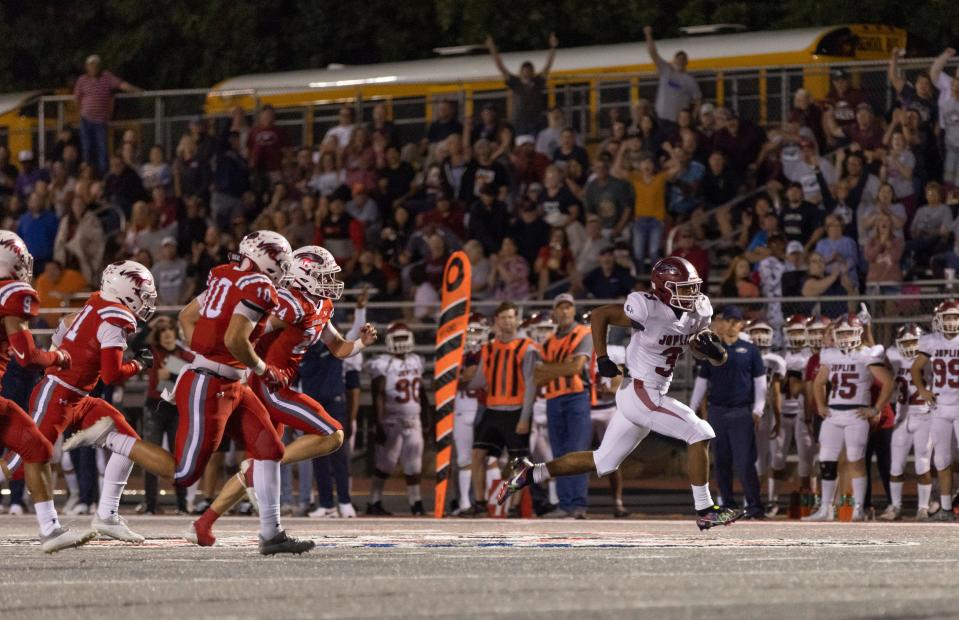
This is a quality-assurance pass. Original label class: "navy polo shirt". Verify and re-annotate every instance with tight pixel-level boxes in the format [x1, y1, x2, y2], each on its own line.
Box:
[298, 341, 344, 405]
[698, 337, 764, 408]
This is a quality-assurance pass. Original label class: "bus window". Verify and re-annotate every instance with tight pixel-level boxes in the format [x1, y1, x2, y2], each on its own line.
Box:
[815, 28, 858, 58]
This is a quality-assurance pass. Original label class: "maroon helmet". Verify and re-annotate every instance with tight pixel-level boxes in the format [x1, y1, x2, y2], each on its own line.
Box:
[385, 321, 415, 355]
[833, 313, 863, 352]
[745, 318, 774, 349]
[465, 312, 490, 353]
[782, 314, 808, 349]
[650, 257, 703, 312]
[895, 323, 924, 359]
[805, 315, 831, 350]
[934, 300, 959, 336]
[522, 312, 557, 345]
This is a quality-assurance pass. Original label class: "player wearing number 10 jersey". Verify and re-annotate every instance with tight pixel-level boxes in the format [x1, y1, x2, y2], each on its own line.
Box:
[499, 257, 739, 530]
[912, 300, 959, 520]
[805, 314, 893, 522]
[366, 322, 426, 515]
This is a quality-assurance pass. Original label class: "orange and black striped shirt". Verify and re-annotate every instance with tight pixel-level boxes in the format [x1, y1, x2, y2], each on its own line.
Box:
[481, 337, 536, 409]
[542, 324, 593, 400]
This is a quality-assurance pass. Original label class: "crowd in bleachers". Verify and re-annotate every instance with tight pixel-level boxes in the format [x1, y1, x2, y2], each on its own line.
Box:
[1, 40, 959, 329]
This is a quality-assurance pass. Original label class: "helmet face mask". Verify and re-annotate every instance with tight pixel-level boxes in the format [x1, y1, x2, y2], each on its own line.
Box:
[290, 246, 343, 300]
[522, 312, 556, 345]
[239, 231, 294, 287]
[0, 232, 33, 282]
[385, 322, 414, 355]
[748, 325, 774, 349]
[896, 337, 919, 359]
[783, 326, 807, 349]
[833, 321, 862, 352]
[651, 257, 703, 312]
[935, 309, 959, 336]
[100, 260, 157, 321]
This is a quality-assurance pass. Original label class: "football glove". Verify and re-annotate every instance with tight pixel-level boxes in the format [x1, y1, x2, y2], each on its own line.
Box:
[134, 348, 154, 370]
[596, 355, 622, 378]
[691, 330, 727, 366]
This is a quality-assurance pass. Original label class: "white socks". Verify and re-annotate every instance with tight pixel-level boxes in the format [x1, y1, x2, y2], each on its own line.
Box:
[35, 500, 61, 537]
[889, 481, 904, 508]
[851, 476, 866, 508]
[941, 493, 953, 511]
[407, 484, 421, 504]
[370, 477, 385, 504]
[103, 432, 135, 457]
[532, 463, 551, 484]
[97, 454, 134, 519]
[691, 483, 714, 510]
[918, 483, 932, 510]
[253, 460, 281, 540]
[548, 480, 559, 506]
[820, 479, 838, 509]
[458, 469, 472, 510]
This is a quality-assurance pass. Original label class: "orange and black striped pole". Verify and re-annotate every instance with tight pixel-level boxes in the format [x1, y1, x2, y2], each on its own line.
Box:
[433, 251, 471, 518]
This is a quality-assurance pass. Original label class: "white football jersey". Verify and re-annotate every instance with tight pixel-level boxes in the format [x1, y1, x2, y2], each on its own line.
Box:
[781, 349, 810, 416]
[366, 353, 425, 418]
[918, 332, 959, 407]
[762, 352, 787, 385]
[454, 387, 481, 417]
[819, 345, 885, 408]
[887, 347, 930, 417]
[622, 292, 711, 395]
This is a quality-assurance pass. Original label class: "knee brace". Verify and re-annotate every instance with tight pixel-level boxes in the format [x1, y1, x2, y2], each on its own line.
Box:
[819, 461, 838, 481]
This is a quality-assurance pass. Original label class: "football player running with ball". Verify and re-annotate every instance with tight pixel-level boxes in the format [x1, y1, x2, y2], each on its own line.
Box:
[498, 257, 739, 530]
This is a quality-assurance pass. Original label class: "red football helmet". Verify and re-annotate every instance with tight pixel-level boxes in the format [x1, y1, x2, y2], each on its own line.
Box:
[385, 321, 415, 355]
[465, 312, 490, 353]
[782, 314, 808, 350]
[895, 323, 924, 359]
[805, 315, 831, 350]
[745, 318, 774, 349]
[934, 300, 959, 336]
[650, 257, 703, 312]
[833, 313, 863, 352]
[523, 312, 557, 345]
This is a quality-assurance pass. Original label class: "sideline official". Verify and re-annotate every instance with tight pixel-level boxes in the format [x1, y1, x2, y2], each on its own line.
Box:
[689, 305, 767, 518]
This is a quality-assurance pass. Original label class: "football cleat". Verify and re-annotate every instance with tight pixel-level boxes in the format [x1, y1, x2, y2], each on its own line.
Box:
[92, 514, 145, 543]
[410, 500, 425, 516]
[62, 417, 115, 451]
[236, 459, 259, 514]
[850, 506, 866, 522]
[496, 457, 534, 506]
[258, 530, 315, 556]
[916, 507, 931, 521]
[933, 509, 956, 522]
[337, 503, 357, 518]
[878, 505, 902, 522]
[184, 520, 216, 547]
[366, 501, 392, 516]
[456, 504, 487, 518]
[40, 527, 97, 554]
[802, 505, 835, 522]
[696, 505, 743, 530]
[765, 504, 780, 518]
[613, 506, 630, 519]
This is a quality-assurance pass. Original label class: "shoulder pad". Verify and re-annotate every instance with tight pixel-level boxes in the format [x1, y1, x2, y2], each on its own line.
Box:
[0, 281, 39, 319]
[275, 288, 305, 325]
[97, 304, 138, 331]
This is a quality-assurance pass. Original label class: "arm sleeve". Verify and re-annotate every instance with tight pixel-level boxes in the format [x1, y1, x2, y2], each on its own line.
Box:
[345, 307, 367, 340]
[8, 329, 60, 369]
[753, 376, 768, 417]
[689, 376, 708, 413]
[100, 347, 141, 385]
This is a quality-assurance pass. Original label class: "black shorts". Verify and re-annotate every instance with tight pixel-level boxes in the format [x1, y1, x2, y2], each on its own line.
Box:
[472, 408, 529, 459]
[345, 369, 361, 390]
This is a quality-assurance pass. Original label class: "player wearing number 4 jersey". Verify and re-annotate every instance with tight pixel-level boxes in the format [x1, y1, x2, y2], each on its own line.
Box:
[911, 301, 959, 521]
[881, 324, 933, 521]
[366, 322, 426, 515]
[65, 232, 313, 555]
[187, 246, 377, 545]
[499, 257, 740, 530]
[804, 314, 893, 522]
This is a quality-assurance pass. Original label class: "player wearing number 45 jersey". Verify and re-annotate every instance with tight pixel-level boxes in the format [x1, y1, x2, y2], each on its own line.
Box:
[804, 314, 893, 522]
[366, 322, 426, 515]
[911, 301, 959, 521]
[499, 257, 740, 530]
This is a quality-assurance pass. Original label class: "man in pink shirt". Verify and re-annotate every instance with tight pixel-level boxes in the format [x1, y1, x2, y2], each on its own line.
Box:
[73, 54, 140, 175]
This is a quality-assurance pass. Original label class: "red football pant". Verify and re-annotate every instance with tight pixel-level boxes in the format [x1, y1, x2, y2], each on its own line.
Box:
[7, 375, 139, 479]
[173, 369, 284, 487]
[0, 396, 53, 468]
[248, 374, 342, 436]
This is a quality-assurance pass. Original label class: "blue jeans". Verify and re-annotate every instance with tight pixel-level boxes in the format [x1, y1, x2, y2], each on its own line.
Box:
[546, 391, 592, 512]
[312, 397, 351, 508]
[709, 405, 762, 515]
[632, 217, 664, 272]
[80, 117, 108, 176]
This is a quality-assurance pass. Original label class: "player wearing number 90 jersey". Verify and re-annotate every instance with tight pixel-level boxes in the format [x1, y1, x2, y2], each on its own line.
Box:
[366, 322, 426, 515]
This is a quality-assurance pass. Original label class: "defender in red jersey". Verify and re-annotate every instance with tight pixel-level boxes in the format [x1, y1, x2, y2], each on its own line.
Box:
[187, 245, 377, 546]
[0, 232, 87, 553]
[67, 231, 311, 555]
[14, 259, 155, 550]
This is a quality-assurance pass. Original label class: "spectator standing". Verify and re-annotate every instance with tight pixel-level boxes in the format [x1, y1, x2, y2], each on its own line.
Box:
[758, 234, 788, 327]
[427, 100, 464, 145]
[247, 105, 284, 189]
[459, 138, 509, 201]
[906, 182, 953, 277]
[863, 214, 904, 292]
[487, 33, 558, 135]
[689, 305, 767, 518]
[73, 54, 140, 175]
[930, 48, 959, 129]
[888, 48, 938, 130]
[324, 106, 356, 150]
[53, 196, 104, 285]
[467, 184, 510, 255]
[583, 156, 633, 240]
[582, 245, 635, 299]
[534, 227, 577, 297]
[13, 151, 49, 201]
[17, 192, 58, 273]
[551, 127, 589, 174]
[720, 256, 760, 299]
[779, 182, 824, 253]
[781, 241, 808, 299]
[535, 294, 593, 518]
[880, 127, 915, 208]
[937, 75, 959, 188]
[210, 129, 250, 231]
[711, 110, 765, 176]
[536, 107, 566, 157]
[802, 252, 854, 319]
[644, 26, 701, 130]
[489, 237, 530, 300]
[575, 214, 608, 275]
[140, 145, 172, 192]
[814, 215, 860, 290]
[823, 68, 865, 138]
[858, 183, 907, 242]
[508, 201, 551, 267]
[104, 154, 148, 215]
[378, 145, 415, 205]
[151, 237, 189, 306]
[615, 152, 678, 273]
[670, 226, 709, 280]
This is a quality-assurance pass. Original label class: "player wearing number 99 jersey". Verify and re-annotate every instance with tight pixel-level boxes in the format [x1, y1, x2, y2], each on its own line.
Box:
[805, 314, 893, 522]
[366, 323, 426, 515]
[911, 300, 959, 520]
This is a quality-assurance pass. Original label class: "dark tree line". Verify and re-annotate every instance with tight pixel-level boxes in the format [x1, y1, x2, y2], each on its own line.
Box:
[1, 0, 957, 92]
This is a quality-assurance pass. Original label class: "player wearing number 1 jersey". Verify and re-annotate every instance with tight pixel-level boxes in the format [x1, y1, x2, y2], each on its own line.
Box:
[499, 257, 739, 530]
[912, 301, 959, 521]
[805, 314, 893, 522]
[744, 319, 785, 514]
[366, 322, 426, 515]
[881, 324, 933, 521]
